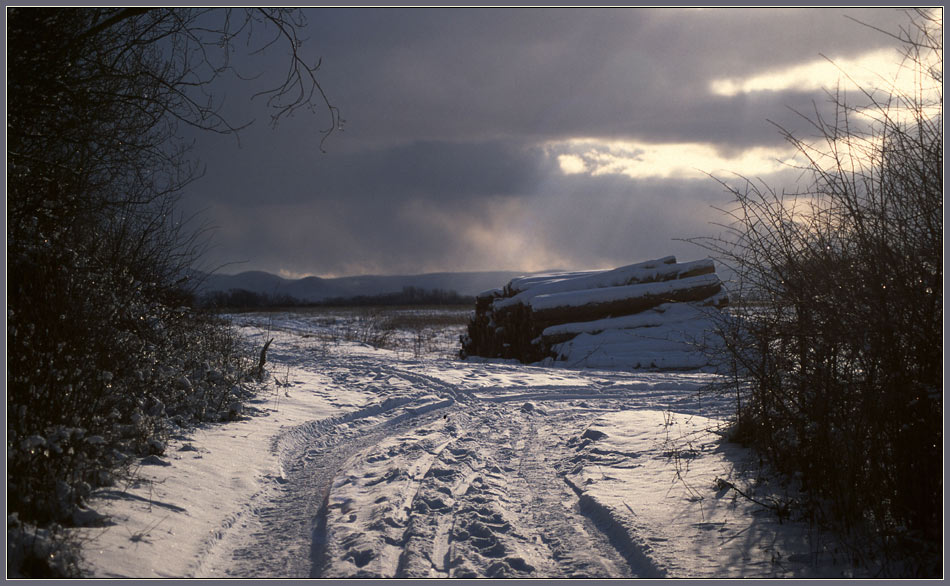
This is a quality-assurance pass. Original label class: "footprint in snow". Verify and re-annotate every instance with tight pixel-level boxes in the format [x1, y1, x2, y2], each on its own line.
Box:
[141, 455, 171, 466]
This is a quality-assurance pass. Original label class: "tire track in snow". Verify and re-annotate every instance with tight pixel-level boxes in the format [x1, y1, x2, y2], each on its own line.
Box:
[322, 401, 645, 578]
[204, 322, 717, 578]
[194, 384, 458, 578]
[510, 412, 637, 578]
[201, 373, 664, 577]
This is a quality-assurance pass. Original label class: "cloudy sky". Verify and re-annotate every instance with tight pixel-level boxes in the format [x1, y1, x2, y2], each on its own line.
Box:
[180, 7, 925, 279]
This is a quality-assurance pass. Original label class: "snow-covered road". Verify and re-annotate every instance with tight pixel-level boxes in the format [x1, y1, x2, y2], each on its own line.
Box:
[75, 311, 858, 579]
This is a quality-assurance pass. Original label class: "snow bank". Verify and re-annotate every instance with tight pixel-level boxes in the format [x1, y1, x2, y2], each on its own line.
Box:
[71, 326, 374, 578]
[548, 302, 723, 370]
[563, 410, 858, 578]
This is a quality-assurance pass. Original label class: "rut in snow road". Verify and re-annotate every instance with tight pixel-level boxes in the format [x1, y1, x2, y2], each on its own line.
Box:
[319, 399, 642, 578]
[196, 350, 659, 579]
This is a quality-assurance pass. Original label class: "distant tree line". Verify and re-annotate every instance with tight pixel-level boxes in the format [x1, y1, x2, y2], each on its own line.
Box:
[201, 286, 475, 310]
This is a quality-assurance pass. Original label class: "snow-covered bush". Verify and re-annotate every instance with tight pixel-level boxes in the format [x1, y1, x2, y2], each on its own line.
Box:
[7, 8, 334, 577]
[6, 254, 257, 560]
[693, 10, 941, 576]
[7, 515, 82, 578]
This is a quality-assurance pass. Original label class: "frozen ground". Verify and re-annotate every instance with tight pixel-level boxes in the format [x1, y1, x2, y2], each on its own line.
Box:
[73, 309, 864, 579]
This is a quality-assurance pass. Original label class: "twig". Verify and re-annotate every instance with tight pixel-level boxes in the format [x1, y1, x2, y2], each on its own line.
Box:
[256, 337, 273, 380]
[715, 477, 792, 522]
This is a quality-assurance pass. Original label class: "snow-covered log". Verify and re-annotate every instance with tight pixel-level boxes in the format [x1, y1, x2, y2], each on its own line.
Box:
[460, 256, 727, 369]
[495, 257, 716, 308]
[540, 301, 718, 346]
[526, 273, 722, 329]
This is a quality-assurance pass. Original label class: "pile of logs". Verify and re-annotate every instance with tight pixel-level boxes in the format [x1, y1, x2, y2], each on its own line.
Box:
[459, 256, 728, 366]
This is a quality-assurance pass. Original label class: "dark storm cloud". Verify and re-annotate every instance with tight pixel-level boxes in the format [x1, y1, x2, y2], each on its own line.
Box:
[192, 138, 547, 206]
[302, 7, 910, 146]
[178, 7, 919, 277]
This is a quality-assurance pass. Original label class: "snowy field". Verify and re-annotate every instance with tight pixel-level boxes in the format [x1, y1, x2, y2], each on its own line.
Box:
[72, 308, 864, 579]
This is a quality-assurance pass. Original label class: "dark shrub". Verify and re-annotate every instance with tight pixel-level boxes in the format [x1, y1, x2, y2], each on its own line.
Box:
[694, 10, 941, 575]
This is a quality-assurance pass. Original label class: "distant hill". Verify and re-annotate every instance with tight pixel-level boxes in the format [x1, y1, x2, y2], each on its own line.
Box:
[192, 269, 530, 303]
